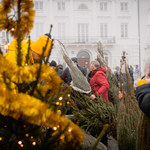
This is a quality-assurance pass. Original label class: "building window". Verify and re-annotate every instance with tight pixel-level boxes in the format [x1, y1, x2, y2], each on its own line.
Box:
[100, 2, 107, 11]
[100, 23, 107, 37]
[78, 24, 88, 43]
[78, 4, 88, 10]
[58, 23, 65, 39]
[120, 2, 128, 12]
[57, 1, 65, 11]
[77, 51, 90, 59]
[35, 1, 43, 10]
[35, 23, 44, 38]
[121, 23, 128, 38]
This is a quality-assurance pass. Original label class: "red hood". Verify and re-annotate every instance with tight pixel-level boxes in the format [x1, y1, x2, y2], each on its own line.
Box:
[91, 67, 107, 77]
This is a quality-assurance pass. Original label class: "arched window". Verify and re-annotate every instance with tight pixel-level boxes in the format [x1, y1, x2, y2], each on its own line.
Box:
[77, 51, 90, 58]
[78, 4, 88, 10]
[77, 51, 90, 68]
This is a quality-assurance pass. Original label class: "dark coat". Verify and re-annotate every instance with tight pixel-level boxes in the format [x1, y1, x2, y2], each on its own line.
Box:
[135, 83, 150, 118]
[61, 65, 86, 85]
[128, 68, 134, 84]
[57, 68, 64, 78]
[61, 67, 72, 85]
[77, 65, 86, 76]
[90, 67, 109, 102]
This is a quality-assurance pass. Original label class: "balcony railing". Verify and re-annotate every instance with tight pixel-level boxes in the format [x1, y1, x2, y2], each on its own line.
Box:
[54, 36, 115, 44]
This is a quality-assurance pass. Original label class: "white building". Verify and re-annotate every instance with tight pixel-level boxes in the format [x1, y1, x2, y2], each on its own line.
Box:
[0, 0, 150, 73]
[138, 0, 150, 73]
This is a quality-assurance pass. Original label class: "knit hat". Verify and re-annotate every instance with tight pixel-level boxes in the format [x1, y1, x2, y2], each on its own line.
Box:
[31, 34, 52, 57]
[50, 60, 57, 67]
[44, 33, 51, 39]
[71, 57, 77, 62]
[137, 79, 149, 87]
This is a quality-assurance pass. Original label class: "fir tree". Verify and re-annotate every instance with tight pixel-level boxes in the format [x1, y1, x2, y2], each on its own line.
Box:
[136, 113, 150, 150]
[70, 42, 119, 141]
[116, 51, 141, 150]
[97, 41, 120, 106]
[71, 90, 117, 138]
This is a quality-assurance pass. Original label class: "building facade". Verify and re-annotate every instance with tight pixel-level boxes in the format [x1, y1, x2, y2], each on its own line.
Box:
[0, 0, 150, 73]
[30, 0, 140, 70]
[138, 0, 150, 72]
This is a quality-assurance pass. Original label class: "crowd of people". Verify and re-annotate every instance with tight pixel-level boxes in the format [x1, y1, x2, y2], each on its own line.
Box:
[114, 63, 141, 87]
[4, 33, 150, 129]
[48, 58, 109, 103]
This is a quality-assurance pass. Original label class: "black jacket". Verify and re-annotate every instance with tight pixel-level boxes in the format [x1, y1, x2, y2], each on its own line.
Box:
[135, 84, 150, 118]
[57, 68, 64, 78]
[61, 65, 86, 85]
[77, 65, 86, 76]
[61, 67, 72, 85]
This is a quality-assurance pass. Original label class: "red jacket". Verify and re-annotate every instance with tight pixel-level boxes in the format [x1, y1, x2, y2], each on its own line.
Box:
[90, 67, 109, 102]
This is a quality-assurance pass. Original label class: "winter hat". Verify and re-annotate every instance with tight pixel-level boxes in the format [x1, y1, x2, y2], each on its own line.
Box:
[58, 64, 63, 69]
[50, 60, 57, 67]
[71, 57, 77, 62]
[44, 33, 51, 39]
[137, 79, 149, 87]
[31, 34, 52, 57]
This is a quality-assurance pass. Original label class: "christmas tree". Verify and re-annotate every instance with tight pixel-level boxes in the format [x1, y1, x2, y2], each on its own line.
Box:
[71, 91, 117, 138]
[116, 51, 141, 150]
[136, 113, 150, 150]
[0, 0, 84, 149]
[97, 41, 120, 106]
[70, 42, 119, 140]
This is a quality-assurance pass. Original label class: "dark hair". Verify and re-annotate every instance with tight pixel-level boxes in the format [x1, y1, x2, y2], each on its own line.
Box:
[58, 64, 63, 69]
[50, 60, 57, 67]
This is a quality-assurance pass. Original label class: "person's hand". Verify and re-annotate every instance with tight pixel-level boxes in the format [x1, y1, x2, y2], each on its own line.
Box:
[91, 94, 96, 100]
[118, 91, 123, 99]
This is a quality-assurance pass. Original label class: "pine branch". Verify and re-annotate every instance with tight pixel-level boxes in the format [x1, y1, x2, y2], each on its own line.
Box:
[90, 124, 109, 150]
[0, 47, 3, 55]
[25, 35, 31, 65]
[45, 24, 54, 64]
[16, 0, 22, 66]
[71, 91, 117, 137]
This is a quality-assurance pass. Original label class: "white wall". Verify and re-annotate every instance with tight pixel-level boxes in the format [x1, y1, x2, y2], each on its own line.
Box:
[0, 0, 149, 74]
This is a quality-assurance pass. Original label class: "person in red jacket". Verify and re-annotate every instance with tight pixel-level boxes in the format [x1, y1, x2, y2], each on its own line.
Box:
[89, 60, 109, 103]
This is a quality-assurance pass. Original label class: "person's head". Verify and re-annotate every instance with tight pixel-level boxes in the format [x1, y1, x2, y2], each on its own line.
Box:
[136, 65, 138, 68]
[90, 60, 100, 71]
[31, 34, 52, 63]
[144, 60, 150, 78]
[58, 64, 63, 70]
[115, 66, 120, 72]
[71, 57, 78, 64]
[50, 60, 57, 70]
